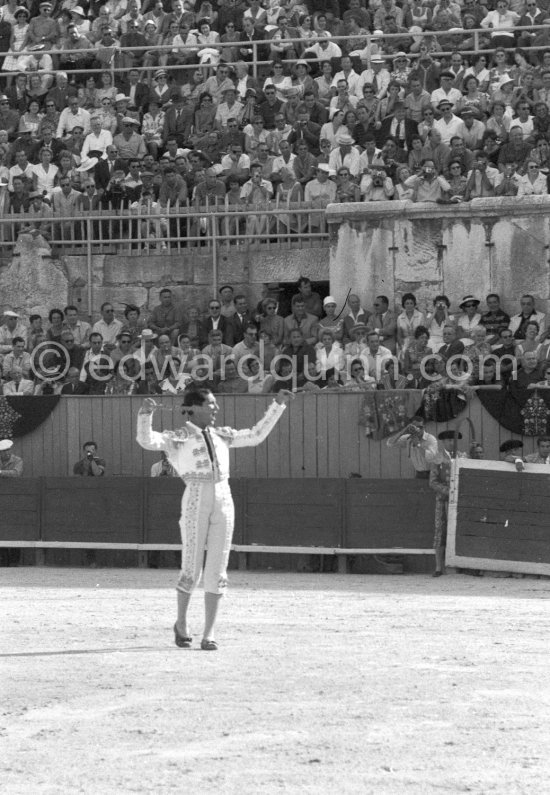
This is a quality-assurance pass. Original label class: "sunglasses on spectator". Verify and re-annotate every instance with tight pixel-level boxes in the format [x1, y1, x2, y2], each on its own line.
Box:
[463, 303, 476, 308]
[210, 304, 220, 309]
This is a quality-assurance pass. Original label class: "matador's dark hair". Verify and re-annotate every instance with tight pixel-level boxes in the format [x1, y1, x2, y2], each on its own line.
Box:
[181, 386, 213, 408]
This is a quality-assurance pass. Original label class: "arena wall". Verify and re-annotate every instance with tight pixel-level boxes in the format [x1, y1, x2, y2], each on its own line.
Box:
[327, 196, 550, 318]
[9, 393, 542, 479]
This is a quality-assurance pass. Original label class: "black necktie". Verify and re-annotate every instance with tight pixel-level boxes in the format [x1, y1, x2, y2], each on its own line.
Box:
[202, 429, 214, 464]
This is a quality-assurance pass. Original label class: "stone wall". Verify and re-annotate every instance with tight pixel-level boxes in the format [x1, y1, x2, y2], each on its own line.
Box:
[326, 197, 550, 317]
[0, 241, 329, 320]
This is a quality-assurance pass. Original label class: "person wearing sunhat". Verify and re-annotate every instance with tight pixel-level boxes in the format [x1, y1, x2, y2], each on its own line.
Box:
[27, 1, 58, 48]
[455, 294, 481, 345]
[328, 132, 361, 178]
[432, 98, 462, 145]
[0, 310, 28, 354]
[429, 429, 465, 576]
[113, 116, 147, 163]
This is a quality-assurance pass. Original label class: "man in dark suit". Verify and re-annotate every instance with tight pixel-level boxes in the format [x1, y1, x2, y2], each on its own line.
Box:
[438, 324, 465, 362]
[162, 92, 194, 147]
[60, 366, 86, 394]
[199, 298, 234, 348]
[237, 18, 269, 64]
[30, 123, 65, 164]
[230, 294, 255, 344]
[94, 144, 128, 194]
[378, 102, 418, 151]
[121, 68, 150, 112]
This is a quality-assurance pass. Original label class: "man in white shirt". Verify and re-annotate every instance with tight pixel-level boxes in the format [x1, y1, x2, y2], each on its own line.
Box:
[91, 302, 123, 352]
[81, 115, 113, 159]
[430, 73, 462, 112]
[509, 101, 534, 140]
[56, 95, 91, 138]
[328, 134, 361, 178]
[357, 56, 391, 100]
[432, 99, 463, 145]
[331, 56, 362, 98]
[271, 139, 296, 176]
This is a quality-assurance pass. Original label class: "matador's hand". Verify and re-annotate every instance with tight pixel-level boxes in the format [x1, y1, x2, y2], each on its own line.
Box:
[275, 389, 295, 405]
[141, 397, 160, 413]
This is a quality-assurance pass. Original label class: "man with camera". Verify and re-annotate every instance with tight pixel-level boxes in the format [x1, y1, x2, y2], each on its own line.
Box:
[360, 165, 395, 201]
[73, 441, 106, 477]
[404, 158, 450, 202]
[386, 416, 439, 479]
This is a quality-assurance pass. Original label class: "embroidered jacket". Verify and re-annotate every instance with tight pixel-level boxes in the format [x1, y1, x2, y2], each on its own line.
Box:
[137, 400, 286, 483]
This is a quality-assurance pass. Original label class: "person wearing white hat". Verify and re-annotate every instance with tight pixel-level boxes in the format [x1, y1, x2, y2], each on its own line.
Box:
[318, 296, 345, 342]
[0, 439, 23, 477]
[304, 163, 337, 228]
[113, 117, 147, 162]
[328, 132, 361, 178]
[0, 310, 28, 354]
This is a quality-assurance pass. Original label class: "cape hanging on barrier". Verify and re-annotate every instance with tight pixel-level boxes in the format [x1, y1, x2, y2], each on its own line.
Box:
[0, 396, 60, 439]
[477, 384, 550, 436]
[421, 382, 469, 423]
[359, 390, 424, 440]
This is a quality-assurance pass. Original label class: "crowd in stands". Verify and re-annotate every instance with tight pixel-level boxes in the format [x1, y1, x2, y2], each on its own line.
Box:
[2, 0, 550, 248]
[1, 280, 550, 395]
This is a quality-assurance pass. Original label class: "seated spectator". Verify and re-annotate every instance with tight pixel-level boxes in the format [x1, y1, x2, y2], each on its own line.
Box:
[343, 357, 377, 390]
[335, 166, 361, 202]
[445, 159, 469, 201]
[508, 294, 546, 340]
[315, 329, 345, 378]
[282, 327, 316, 380]
[242, 356, 274, 394]
[517, 160, 549, 195]
[2, 336, 31, 379]
[217, 357, 248, 393]
[362, 331, 394, 382]
[432, 99, 463, 145]
[515, 321, 543, 358]
[0, 310, 27, 355]
[494, 162, 520, 196]
[2, 366, 34, 395]
[479, 293, 511, 346]
[297, 277, 323, 318]
[437, 324, 465, 362]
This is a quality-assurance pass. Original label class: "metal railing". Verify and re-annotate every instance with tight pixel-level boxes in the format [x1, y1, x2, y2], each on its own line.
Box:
[0, 202, 328, 254]
[0, 202, 329, 308]
[8, 23, 550, 83]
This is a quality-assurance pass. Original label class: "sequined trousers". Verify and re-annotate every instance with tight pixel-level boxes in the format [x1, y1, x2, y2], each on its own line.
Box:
[176, 479, 235, 595]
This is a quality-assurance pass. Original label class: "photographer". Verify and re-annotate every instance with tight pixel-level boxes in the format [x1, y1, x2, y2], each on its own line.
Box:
[151, 450, 177, 478]
[463, 150, 499, 201]
[386, 416, 439, 478]
[404, 157, 450, 202]
[360, 166, 395, 201]
[73, 441, 106, 477]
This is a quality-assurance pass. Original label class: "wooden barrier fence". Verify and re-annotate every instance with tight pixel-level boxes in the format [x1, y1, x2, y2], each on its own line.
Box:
[8, 393, 540, 480]
[0, 478, 435, 567]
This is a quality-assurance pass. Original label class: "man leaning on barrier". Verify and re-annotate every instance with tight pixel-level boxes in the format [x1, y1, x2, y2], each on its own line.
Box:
[136, 385, 293, 651]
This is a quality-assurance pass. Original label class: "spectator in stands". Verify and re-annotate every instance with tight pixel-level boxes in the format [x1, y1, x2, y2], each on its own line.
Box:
[63, 305, 91, 349]
[479, 294, 511, 345]
[217, 356, 248, 393]
[2, 336, 31, 378]
[517, 159, 549, 195]
[463, 150, 500, 200]
[367, 295, 398, 353]
[457, 295, 483, 345]
[509, 294, 546, 340]
[92, 302, 123, 353]
[148, 288, 185, 344]
[3, 366, 34, 394]
[343, 357, 377, 390]
[0, 310, 27, 355]
[199, 297, 233, 347]
[437, 324, 465, 363]
[405, 158, 450, 201]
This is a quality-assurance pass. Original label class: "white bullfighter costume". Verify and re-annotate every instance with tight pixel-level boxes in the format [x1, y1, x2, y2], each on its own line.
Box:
[137, 401, 286, 595]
